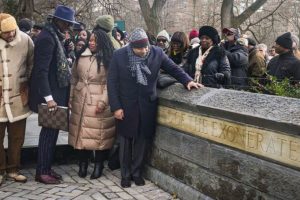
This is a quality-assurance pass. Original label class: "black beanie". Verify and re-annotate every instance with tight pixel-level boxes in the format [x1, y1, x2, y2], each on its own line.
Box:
[199, 26, 220, 44]
[275, 32, 293, 50]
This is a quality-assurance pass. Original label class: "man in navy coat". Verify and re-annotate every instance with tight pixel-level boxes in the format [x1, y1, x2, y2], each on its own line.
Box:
[107, 28, 202, 188]
[29, 5, 78, 184]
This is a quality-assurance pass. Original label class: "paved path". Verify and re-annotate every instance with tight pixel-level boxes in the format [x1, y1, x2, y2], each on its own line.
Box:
[0, 164, 177, 200]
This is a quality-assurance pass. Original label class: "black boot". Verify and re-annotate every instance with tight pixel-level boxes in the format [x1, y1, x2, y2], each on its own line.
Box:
[78, 161, 88, 178]
[90, 162, 104, 179]
[90, 150, 109, 179]
[77, 150, 90, 178]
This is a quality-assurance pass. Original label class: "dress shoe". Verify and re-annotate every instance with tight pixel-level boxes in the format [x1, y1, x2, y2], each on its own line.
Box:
[7, 172, 27, 183]
[132, 176, 145, 186]
[50, 170, 62, 180]
[121, 177, 131, 188]
[78, 161, 88, 178]
[90, 162, 103, 179]
[35, 174, 60, 184]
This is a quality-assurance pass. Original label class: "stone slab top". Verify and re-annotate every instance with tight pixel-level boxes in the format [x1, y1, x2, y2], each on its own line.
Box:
[158, 84, 300, 134]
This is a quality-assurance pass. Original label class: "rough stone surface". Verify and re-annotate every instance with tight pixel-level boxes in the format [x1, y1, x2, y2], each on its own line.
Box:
[155, 126, 210, 168]
[149, 146, 279, 200]
[158, 85, 300, 132]
[151, 126, 300, 200]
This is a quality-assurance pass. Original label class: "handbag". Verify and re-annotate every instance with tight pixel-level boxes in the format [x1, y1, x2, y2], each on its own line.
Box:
[38, 104, 69, 131]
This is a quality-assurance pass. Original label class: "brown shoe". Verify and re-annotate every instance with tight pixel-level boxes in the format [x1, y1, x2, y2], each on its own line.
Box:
[35, 175, 60, 184]
[7, 172, 27, 183]
[50, 170, 62, 180]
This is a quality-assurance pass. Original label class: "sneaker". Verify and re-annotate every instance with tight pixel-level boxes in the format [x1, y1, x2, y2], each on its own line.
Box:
[7, 172, 27, 183]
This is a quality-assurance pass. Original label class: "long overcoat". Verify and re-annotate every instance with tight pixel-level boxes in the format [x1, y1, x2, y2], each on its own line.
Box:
[0, 28, 34, 122]
[107, 45, 192, 139]
[29, 26, 69, 112]
[68, 48, 115, 150]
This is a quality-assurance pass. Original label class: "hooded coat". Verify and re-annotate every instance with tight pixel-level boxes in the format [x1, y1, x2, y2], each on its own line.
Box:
[68, 48, 115, 150]
[0, 28, 34, 122]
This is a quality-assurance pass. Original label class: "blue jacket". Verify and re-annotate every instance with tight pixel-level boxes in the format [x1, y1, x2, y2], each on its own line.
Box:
[107, 45, 192, 138]
[29, 27, 69, 112]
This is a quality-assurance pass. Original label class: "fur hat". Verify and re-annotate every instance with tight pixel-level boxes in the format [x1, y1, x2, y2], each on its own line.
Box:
[276, 32, 293, 50]
[129, 28, 149, 48]
[199, 26, 220, 44]
[189, 28, 199, 40]
[0, 13, 18, 33]
[95, 15, 114, 33]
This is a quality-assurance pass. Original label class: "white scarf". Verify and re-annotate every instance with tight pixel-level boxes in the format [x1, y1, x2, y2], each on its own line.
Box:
[194, 46, 213, 83]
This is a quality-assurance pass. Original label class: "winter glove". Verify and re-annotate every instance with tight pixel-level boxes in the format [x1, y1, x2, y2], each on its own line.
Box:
[214, 73, 224, 81]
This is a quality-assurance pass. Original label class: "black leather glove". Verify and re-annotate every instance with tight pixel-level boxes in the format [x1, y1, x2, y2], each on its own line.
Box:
[215, 73, 224, 81]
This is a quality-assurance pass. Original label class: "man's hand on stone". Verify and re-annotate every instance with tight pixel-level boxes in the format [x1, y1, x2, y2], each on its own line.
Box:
[186, 81, 204, 90]
[114, 109, 124, 120]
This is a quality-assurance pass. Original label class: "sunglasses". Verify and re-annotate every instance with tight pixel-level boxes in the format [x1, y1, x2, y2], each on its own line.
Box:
[157, 39, 167, 43]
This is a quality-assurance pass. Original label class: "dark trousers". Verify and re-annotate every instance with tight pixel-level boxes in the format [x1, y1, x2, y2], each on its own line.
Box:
[36, 127, 59, 175]
[0, 119, 26, 174]
[119, 134, 147, 178]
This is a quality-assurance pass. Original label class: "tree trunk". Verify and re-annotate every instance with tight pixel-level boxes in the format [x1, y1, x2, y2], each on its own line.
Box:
[221, 0, 267, 29]
[138, 0, 166, 36]
[17, 0, 34, 20]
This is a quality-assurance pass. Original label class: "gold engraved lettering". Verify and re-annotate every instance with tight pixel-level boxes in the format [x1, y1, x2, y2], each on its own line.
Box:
[157, 106, 300, 168]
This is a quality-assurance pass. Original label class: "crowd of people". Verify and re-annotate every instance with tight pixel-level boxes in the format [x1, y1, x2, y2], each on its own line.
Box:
[0, 4, 299, 189]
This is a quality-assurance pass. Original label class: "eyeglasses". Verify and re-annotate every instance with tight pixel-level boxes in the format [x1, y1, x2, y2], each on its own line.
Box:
[157, 39, 167, 43]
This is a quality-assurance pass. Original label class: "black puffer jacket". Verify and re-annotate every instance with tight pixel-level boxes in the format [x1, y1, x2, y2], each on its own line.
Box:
[224, 42, 249, 89]
[267, 51, 300, 84]
[184, 45, 231, 88]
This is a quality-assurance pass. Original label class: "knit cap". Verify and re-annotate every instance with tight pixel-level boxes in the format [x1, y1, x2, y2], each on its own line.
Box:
[18, 18, 33, 33]
[275, 32, 293, 50]
[0, 13, 18, 33]
[189, 28, 199, 40]
[95, 15, 114, 32]
[129, 28, 149, 48]
[157, 30, 170, 42]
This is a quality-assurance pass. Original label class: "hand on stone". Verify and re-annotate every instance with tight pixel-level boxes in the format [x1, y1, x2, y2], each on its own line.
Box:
[186, 81, 204, 91]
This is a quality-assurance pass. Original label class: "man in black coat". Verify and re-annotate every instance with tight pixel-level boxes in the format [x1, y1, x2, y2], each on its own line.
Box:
[29, 5, 78, 184]
[267, 32, 300, 84]
[222, 28, 249, 89]
[107, 28, 202, 188]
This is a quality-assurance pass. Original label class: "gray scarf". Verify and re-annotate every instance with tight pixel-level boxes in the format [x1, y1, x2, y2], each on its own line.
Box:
[127, 45, 151, 85]
[44, 22, 71, 88]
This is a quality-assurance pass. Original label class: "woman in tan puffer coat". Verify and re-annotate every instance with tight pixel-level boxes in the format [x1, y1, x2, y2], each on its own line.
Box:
[68, 28, 115, 179]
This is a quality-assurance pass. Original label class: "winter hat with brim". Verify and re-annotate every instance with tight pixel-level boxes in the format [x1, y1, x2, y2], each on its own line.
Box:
[50, 5, 78, 25]
[95, 15, 114, 33]
[275, 32, 293, 50]
[129, 28, 149, 48]
[199, 26, 220, 44]
[0, 13, 18, 33]
[157, 30, 170, 42]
